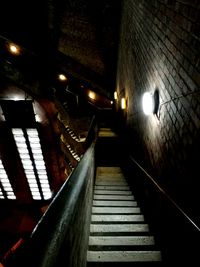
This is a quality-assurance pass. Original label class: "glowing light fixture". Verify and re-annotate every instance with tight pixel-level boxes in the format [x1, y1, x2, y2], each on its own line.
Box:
[12, 128, 52, 200]
[121, 97, 126, 110]
[114, 91, 118, 100]
[142, 92, 154, 115]
[88, 91, 96, 100]
[58, 74, 67, 81]
[0, 159, 16, 199]
[142, 90, 160, 116]
[8, 43, 21, 55]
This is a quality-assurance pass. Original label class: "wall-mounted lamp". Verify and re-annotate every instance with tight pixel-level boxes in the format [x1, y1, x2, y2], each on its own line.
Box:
[121, 97, 126, 110]
[114, 91, 118, 100]
[142, 89, 159, 116]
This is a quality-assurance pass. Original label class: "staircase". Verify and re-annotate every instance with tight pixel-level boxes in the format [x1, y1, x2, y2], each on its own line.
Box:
[87, 127, 162, 266]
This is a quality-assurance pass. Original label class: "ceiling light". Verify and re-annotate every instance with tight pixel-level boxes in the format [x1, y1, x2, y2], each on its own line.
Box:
[0, 159, 16, 199]
[8, 43, 21, 55]
[58, 74, 67, 81]
[12, 128, 52, 200]
[88, 91, 96, 100]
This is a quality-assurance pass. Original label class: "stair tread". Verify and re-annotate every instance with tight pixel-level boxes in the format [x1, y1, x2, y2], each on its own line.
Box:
[92, 207, 140, 214]
[90, 224, 149, 233]
[91, 214, 144, 222]
[89, 236, 155, 246]
[94, 195, 134, 200]
[96, 174, 125, 178]
[87, 250, 162, 262]
[94, 185, 130, 190]
[94, 190, 132, 195]
[93, 200, 137, 207]
[97, 167, 122, 173]
[89, 139, 162, 265]
[95, 181, 128, 186]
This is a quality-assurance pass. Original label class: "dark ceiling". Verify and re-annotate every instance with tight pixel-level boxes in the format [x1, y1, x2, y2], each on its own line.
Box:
[0, 0, 122, 97]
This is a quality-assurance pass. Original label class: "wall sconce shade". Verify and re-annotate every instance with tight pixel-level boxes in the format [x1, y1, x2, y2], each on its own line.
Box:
[121, 97, 126, 109]
[142, 90, 159, 116]
[114, 91, 118, 100]
[142, 92, 153, 115]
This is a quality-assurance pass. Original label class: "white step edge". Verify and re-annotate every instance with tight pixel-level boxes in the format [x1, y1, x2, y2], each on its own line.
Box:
[94, 190, 132, 195]
[89, 236, 155, 246]
[90, 224, 149, 233]
[95, 181, 128, 186]
[96, 175, 125, 179]
[87, 250, 162, 262]
[97, 167, 122, 173]
[97, 174, 125, 178]
[92, 207, 140, 214]
[94, 185, 130, 190]
[95, 177, 126, 184]
[93, 195, 134, 200]
[91, 214, 144, 222]
[93, 200, 137, 207]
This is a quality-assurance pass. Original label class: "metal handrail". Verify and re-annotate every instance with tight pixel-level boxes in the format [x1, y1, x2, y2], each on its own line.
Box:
[3, 142, 96, 267]
[129, 155, 200, 232]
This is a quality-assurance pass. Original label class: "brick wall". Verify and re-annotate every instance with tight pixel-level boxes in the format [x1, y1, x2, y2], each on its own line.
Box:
[116, 0, 200, 223]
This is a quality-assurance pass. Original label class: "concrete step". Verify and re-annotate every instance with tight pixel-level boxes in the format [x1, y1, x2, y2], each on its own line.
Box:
[91, 214, 144, 222]
[95, 180, 126, 185]
[92, 207, 140, 214]
[95, 181, 128, 186]
[87, 250, 162, 262]
[88, 164, 162, 266]
[96, 173, 125, 179]
[94, 185, 130, 190]
[93, 200, 137, 207]
[89, 236, 155, 246]
[90, 224, 149, 233]
[94, 190, 132, 195]
[98, 130, 117, 137]
[93, 195, 134, 200]
[97, 167, 122, 174]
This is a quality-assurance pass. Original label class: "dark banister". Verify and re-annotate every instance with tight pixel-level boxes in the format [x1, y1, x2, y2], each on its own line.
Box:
[129, 155, 200, 232]
[84, 115, 97, 149]
[6, 143, 96, 267]
[125, 154, 200, 265]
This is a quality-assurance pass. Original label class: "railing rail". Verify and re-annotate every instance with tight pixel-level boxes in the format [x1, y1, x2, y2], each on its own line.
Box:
[123, 154, 200, 265]
[5, 141, 96, 267]
[129, 155, 200, 232]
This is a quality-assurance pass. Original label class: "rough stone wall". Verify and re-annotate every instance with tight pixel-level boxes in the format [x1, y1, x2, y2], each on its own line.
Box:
[116, 0, 200, 223]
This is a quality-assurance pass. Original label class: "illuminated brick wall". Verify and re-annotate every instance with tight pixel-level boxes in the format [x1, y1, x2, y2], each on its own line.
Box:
[116, 0, 200, 221]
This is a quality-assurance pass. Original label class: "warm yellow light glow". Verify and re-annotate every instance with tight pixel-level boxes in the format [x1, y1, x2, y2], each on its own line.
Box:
[121, 98, 126, 109]
[8, 43, 21, 55]
[58, 74, 67, 81]
[114, 91, 118, 100]
[88, 91, 96, 100]
[142, 92, 154, 115]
